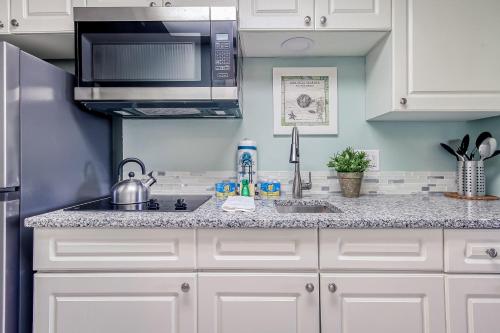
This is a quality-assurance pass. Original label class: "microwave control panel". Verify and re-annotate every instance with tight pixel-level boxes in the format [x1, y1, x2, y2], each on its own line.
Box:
[211, 21, 236, 85]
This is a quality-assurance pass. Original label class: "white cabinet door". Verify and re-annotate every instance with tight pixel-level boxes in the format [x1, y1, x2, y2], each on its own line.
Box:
[393, 0, 500, 112]
[321, 274, 446, 333]
[86, 0, 158, 6]
[0, 0, 8, 34]
[198, 273, 320, 333]
[315, 0, 391, 30]
[34, 273, 197, 333]
[239, 0, 314, 30]
[446, 275, 500, 333]
[10, 0, 85, 33]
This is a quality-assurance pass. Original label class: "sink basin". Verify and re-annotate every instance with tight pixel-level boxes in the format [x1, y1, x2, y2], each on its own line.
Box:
[274, 200, 342, 214]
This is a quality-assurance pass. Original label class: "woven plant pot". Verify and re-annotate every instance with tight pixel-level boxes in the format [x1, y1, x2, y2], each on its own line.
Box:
[338, 172, 364, 198]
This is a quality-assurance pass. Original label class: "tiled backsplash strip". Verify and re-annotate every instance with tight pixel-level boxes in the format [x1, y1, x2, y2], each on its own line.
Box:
[150, 171, 456, 195]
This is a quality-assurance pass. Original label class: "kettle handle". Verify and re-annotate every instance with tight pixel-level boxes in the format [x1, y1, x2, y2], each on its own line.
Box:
[117, 158, 146, 180]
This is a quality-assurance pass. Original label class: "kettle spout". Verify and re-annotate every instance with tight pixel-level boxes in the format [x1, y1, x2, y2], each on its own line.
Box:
[143, 172, 157, 188]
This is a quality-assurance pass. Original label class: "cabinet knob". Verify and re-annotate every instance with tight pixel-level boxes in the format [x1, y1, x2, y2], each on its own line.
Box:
[181, 282, 190, 292]
[486, 248, 498, 258]
[304, 16, 311, 24]
[328, 283, 337, 293]
[400, 97, 407, 105]
[305, 283, 315, 293]
[0, 21, 4, 29]
[320, 16, 327, 25]
[164, 1, 172, 6]
[150, 2, 158, 6]
[11, 19, 19, 27]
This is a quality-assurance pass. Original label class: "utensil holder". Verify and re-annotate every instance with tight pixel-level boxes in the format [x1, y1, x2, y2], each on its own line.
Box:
[457, 161, 485, 197]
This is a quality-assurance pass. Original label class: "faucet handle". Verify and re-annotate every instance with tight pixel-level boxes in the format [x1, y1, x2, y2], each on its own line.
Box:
[302, 172, 312, 190]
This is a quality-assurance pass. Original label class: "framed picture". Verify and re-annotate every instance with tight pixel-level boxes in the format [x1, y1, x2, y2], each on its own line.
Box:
[273, 67, 338, 135]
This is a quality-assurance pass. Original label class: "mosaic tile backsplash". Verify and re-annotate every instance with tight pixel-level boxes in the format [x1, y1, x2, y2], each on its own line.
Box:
[150, 170, 457, 195]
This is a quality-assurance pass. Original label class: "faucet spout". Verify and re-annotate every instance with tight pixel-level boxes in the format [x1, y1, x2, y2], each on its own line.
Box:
[289, 126, 312, 199]
[289, 127, 300, 163]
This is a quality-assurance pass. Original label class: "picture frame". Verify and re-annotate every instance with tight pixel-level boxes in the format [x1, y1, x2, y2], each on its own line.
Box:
[272, 67, 338, 135]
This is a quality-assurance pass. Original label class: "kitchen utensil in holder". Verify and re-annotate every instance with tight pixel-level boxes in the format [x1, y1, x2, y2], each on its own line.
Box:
[457, 160, 485, 197]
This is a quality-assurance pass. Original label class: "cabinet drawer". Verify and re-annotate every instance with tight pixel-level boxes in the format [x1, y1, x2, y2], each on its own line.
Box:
[320, 229, 443, 271]
[445, 230, 500, 273]
[197, 229, 318, 270]
[34, 228, 196, 271]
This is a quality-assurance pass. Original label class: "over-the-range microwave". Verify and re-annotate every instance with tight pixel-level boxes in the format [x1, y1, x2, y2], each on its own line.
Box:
[74, 7, 241, 118]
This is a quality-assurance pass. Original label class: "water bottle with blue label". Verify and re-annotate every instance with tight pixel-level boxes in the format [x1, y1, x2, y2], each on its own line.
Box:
[237, 139, 257, 186]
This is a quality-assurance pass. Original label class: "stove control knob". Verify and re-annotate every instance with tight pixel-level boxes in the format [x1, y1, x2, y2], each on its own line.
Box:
[175, 198, 187, 210]
[147, 199, 160, 210]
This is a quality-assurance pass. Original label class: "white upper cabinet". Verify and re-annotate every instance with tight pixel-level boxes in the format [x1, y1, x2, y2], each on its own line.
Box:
[0, 0, 8, 34]
[86, 0, 160, 6]
[9, 0, 85, 33]
[321, 274, 446, 333]
[87, 0, 229, 6]
[366, 0, 500, 121]
[315, 0, 391, 30]
[239, 0, 314, 30]
[238, 0, 390, 56]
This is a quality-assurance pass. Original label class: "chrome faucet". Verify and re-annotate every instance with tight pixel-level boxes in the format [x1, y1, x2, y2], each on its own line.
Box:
[289, 126, 312, 199]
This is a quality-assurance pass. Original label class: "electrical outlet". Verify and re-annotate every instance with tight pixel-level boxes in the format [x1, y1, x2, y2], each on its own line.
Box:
[356, 149, 380, 171]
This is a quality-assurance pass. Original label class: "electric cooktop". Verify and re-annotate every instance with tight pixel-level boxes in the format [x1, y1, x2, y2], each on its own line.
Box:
[65, 195, 211, 212]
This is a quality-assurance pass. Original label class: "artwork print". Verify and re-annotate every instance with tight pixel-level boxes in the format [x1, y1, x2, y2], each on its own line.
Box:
[281, 76, 329, 127]
[273, 67, 338, 135]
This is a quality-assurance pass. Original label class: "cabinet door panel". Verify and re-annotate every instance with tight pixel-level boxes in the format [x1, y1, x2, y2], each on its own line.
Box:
[393, 0, 500, 111]
[198, 273, 319, 333]
[446, 275, 500, 333]
[34, 273, 196, 333]
[315, 0, 391, 30]
[321, 274, 446, 333]
[239, 0, 314, 30]
[10, 0, 84, 33]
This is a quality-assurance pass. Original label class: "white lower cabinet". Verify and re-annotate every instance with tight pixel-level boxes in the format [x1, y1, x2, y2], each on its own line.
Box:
[33, 228, 500, 333]
[33, 272, 197, 333]
[321, 273, 446, 333]
[446, 275, 500, 333]
[198, 273, 320, 333]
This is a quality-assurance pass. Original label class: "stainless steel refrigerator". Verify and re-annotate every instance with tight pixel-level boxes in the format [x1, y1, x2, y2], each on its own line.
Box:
[0, 42, 112, 333]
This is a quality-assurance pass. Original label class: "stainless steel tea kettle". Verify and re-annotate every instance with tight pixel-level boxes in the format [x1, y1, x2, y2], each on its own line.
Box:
[111, 158, 157, 205]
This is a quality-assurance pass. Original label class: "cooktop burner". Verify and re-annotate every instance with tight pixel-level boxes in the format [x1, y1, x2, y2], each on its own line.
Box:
[65, 195, 211, 212]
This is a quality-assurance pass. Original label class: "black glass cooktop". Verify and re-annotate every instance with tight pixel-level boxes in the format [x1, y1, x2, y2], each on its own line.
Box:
[65, 195, 211, 212]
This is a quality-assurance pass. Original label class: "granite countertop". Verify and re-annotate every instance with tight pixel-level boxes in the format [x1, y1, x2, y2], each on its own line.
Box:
[24, 194, 500, 229]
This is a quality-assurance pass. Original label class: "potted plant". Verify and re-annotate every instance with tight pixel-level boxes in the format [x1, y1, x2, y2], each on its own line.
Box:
[327, 147, 371, 198]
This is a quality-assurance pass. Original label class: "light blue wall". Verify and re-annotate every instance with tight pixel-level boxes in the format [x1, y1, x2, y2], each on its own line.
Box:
[468, 117, 500, 196]
[123, 57, 470, 172]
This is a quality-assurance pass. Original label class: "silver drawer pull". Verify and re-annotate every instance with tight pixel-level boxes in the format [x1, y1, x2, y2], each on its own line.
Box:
[486, 248, 498, 258]
[181, 283, 190, 292]
[328, 283, 337, 293]
[305, 283, 315, 293]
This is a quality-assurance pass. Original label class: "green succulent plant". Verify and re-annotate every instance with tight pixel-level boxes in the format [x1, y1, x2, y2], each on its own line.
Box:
[327, 147, 371, 173]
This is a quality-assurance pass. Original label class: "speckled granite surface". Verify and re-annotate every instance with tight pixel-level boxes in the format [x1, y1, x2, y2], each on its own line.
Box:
[24, 194, 500, 229]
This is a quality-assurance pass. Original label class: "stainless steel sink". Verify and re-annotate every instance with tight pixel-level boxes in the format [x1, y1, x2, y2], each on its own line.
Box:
[274, 200, 342, 214]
